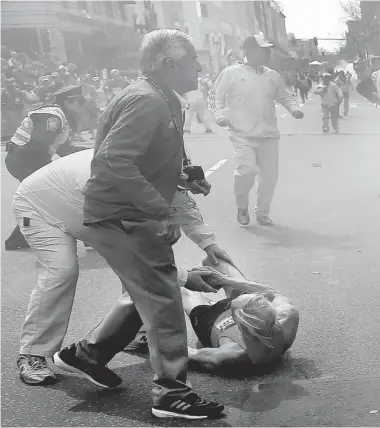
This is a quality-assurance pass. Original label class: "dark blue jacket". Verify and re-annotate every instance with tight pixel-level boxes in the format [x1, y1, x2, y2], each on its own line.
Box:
[83, 73, 184, 224]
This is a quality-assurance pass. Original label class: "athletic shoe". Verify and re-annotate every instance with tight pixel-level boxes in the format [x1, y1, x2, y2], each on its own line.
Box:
[322, 128, 329, 133]
[17, 354, 57, 385]
[205, 129, 213, 133]
[237, 208, 250, 226]
[123, 332, 149, 353]
[152, 392, 224, 420]
[52, 344, 122, 388]
[256, 215, 274, 226]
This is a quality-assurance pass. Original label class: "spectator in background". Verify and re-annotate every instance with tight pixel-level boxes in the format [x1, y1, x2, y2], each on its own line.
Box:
[335, 70, 353, 117]
[184, 82, 213, 134]
[80, 75, 99, 137]
[8, 51, 22, 70]
[49, 72, 64, 93]
[20, 81, 41, 117]
[92, 76, 101, 90]
[297, 73, 309, 103]
[58, 65, 68, 80]
[104, 69, 130, 101]
[37, 76, 54, 104]
[314, 72, 343, 133]
[66, 63, 79, 85]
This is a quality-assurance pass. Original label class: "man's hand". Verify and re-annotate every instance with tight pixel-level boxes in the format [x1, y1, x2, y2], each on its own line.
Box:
[216, 117, 230, 127]
[157, 217, 181, 245]
[292, 110, 304, 119]
[205, 244, 233, 266]
[185, 267, 225, 293]
[187, 179, 211, 196]
[186, 266, 227, 291]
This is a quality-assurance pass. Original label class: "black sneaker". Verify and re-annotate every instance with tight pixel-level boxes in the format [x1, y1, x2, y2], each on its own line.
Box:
[123, 332, 149, 353]
[152, 392, 224, 420]
[52, 344, 122, 388]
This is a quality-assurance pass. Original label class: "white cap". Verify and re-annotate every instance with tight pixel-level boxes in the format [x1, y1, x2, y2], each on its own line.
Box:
[242, 34, 274, 50]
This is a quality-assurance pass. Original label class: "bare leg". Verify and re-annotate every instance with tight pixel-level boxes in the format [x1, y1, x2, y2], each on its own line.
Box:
[181, 288, 210, 316]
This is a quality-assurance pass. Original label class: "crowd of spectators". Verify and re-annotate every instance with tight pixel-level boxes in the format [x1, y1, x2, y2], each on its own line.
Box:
[1, 45, 131, 141]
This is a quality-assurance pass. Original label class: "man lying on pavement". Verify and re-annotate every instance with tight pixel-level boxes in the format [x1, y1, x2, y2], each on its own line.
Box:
[54, 259, 299, 386]
[183, 258, 299, 371]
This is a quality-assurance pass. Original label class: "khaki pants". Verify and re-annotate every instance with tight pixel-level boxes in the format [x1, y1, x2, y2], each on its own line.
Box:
[322, 105, 339, 131]
[231, 136, 279, 216]
[343, 92, 350, 115]
[13, 195, 191, 405]
[13, 196, 81, 357]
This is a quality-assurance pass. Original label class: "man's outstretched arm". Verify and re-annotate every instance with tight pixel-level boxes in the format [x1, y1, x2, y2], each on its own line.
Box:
[203, 257, 279, 299]
[188, 343, 249, 371]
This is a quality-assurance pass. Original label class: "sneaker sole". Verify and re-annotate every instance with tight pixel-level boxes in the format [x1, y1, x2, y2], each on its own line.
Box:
[237, 218, 250, 227]
[52, 352, 121, 389]
[152, 408, 220, 420]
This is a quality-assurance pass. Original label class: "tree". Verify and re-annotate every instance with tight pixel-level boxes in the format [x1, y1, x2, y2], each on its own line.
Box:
[340, 0, 361, 20]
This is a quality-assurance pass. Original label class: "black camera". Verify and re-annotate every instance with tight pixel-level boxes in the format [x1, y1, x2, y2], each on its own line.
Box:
[183, 165, 205, 182]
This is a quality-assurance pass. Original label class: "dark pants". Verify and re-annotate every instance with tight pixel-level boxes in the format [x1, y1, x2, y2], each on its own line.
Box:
[69, 219, 191, 406]
[300, 88, 308, 103]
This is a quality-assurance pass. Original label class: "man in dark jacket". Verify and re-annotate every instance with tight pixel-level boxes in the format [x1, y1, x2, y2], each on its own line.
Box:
[53, 29, 225, 420]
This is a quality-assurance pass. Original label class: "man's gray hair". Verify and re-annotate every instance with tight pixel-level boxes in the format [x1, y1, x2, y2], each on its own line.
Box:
[140, 29, 193, 73]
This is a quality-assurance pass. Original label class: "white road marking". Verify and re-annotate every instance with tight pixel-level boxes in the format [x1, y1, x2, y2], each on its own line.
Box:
[205, 159, 228, 177]
[281, 113, 287, 118]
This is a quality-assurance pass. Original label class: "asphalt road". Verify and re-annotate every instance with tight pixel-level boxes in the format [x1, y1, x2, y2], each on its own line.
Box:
[2, 91, 380, 427]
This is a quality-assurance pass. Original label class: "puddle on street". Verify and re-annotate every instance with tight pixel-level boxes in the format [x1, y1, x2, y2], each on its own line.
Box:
[224, 380, 309, 426]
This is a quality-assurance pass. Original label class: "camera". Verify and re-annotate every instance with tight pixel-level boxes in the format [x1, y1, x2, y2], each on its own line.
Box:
[183, 165, 205, 182]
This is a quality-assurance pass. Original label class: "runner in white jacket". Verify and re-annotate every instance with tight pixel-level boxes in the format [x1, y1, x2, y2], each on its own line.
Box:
[209, 35, 303, 227]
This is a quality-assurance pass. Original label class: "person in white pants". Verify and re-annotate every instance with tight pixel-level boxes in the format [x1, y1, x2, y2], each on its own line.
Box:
[209, 35, 304, 227]
[13, 148, 231, 386]
[184, 85, 213, 134]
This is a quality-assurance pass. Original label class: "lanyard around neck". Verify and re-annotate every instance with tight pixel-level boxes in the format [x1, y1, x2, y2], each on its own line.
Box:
[140, 75, 182, 136]
[140, 75, 190, 176]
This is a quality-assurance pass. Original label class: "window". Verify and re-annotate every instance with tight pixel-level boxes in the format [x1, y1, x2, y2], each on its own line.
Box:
[93, 2, 101, 14]
[118, 2, 127, 21]
[103, 1, 114, 18]
[78, 1, 87, 11]
[200, 2, 208, 18]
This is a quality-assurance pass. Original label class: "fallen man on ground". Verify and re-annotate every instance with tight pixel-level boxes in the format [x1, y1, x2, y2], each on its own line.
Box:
[126, 258, 299, 371]
[182, 258, 299, 371]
